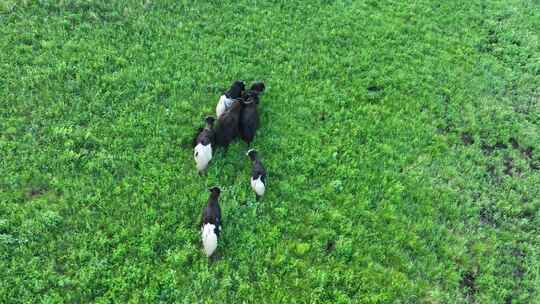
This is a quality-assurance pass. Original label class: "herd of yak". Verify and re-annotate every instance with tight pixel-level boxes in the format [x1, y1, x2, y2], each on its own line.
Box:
[192, 80, 268, 257]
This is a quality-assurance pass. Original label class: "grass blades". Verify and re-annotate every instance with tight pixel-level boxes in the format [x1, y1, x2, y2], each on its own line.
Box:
[1, 0, 539, 302]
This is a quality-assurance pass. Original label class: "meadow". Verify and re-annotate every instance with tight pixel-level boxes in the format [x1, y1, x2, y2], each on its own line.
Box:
[1, 0, 539, 303]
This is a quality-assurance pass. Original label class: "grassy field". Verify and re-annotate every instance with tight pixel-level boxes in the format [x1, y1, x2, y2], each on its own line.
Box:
[1, 0, 539, 303]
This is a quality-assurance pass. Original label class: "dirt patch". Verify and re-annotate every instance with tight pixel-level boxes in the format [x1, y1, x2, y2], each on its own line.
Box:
[481, 141, 508, 155]
[505, 138, 538, 171]
[367, 84, 385, 102]
[521, 146, 533, 159]
[437, 93, 454, 133]
[325, 240, 336, 254]
[487, 29, 499, 45]
[509, 137, 535, 159]
[509, 137, 520, 149]
[27, 187, 46, 198]
[460, 270, 478, 302]
[512, 248, 525, 258]
[476, 28, 499, 53]
[503, 156, 514, 176]
[480, 206, 497, 227]
[481, 143, 494, 155]
[461, 132, 475, 145]
[513, 264, 525, 279]
[486, 164, 500, 184]
[495, 142, 508, 149]
[530, 159, 540, 171]
[156, 89, 170, 102]
[367, 85, 384, 93]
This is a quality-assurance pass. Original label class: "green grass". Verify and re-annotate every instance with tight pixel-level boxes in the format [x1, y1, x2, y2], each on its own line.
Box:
[1, 0, 539, 303]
